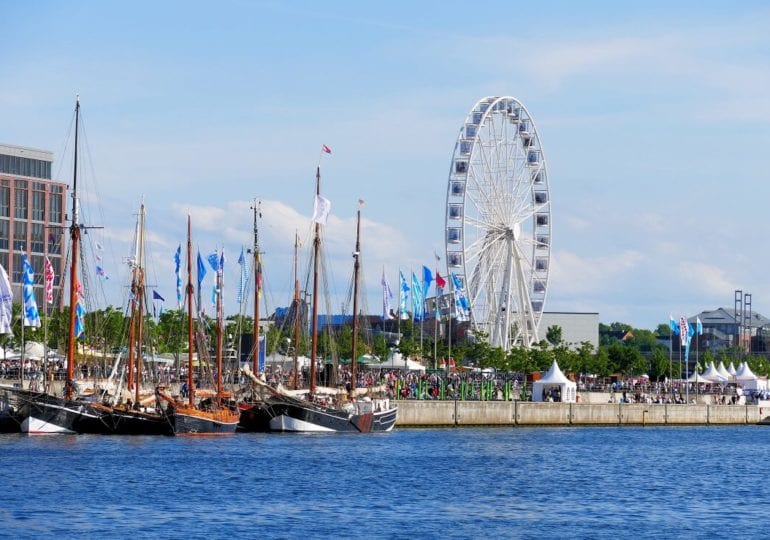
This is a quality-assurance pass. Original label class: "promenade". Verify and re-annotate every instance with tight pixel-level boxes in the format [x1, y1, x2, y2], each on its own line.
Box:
[394, 400, 770, 427]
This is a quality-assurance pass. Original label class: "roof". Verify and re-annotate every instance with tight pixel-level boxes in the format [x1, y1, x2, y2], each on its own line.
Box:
[691, 307, 770, 327]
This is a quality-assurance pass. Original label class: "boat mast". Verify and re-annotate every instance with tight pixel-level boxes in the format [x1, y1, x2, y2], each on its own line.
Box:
[186, 216, 194, 408]
[65, 96, 81, 401]
[252, 200, 261, 375]
[134, 204, 146, 407]
[215, 249, 223, 399]
[126, 211, 139, 400]
[292, 230, 300, 389]
[309, 167, 321, 395]
[350, 204, 361, 399]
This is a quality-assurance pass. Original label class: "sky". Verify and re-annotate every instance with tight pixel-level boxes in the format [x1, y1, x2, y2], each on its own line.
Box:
[2, 0, 770, 332]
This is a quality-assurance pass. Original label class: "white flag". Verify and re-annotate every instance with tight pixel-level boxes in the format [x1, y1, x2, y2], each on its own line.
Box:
[0, 264, 12, 334]
[312, 195, 331, 225]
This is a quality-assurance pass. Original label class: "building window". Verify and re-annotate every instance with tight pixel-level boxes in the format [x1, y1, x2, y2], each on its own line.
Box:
[0, 186, 8, 218]
[50, 193, 62, 224]
[13, 221, 26, 251]
[47, 229, 61, 255]
[14, 183, 28, 220]
[0, 220, 8, 250]
[31, 223, 44, 253]
[12, 253, 23, 283]
[32, 189, 45, 221]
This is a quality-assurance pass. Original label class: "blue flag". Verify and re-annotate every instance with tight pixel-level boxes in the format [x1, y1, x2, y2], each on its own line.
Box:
[153, 290, 165, 302]
[237, 246, 248, 305]
[21, 255, 41, 327]
[174, 244, 182, 306]
[75, 300, 86, 338]
[669, 315, 680, 336]
[208, 250, 220, 272]
[411, 272, 423, 321]
[422, 265, 433, 309]
[399, 271, 410, 320]
[196, 250, 207, 307]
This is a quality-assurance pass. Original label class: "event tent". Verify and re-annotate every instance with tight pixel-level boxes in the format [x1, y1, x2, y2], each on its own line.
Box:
[532, 360, 577, 403]
[701, 362, 727, 383]
[717, 361, 731, 380]
[735, 362, 758, 382]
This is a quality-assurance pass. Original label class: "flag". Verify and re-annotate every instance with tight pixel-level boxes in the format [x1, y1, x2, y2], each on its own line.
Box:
[95, 242, 103, 250]
[43, 256, 54, 305]
[669, 315, 680, 336]
[381, 268, 394, 320]
[435, 272, 447, 290]
[411, 272, 423, 321]
[322, 144, 332, 154]
[21, 255, 41, 327]
[312, 195, 331, 225]
[0, 264, 12, 334]
[696, 317, 703, 336]
[96, 265, 105, 277]
[678, 316, 688, 346]
[207, 250, 220, 272]
[435, 272, 447, 320]
[219, 249, 225, 272]
[153, 290, 165, 302]
[196, 250, 207, 306]
[422, 265, 433, 305]
[451, 272, 470, 321]
[75, 295, 86, 338]
[236, 246, 247, 305]
[399, 271, 410, 320]
[174, 245, 182, 307]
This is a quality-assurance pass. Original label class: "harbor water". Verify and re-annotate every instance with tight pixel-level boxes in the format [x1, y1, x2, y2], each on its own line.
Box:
[1, 426, 769, 539]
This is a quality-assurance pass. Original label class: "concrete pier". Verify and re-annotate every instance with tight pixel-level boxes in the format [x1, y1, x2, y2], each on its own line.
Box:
[394, 400, 769, 427]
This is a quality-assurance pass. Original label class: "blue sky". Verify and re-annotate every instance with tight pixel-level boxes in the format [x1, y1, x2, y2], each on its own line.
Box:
[3, 1, 770, 331]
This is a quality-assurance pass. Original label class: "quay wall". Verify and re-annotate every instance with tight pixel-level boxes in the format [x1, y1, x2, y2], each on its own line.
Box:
[395, 401, 768, 427]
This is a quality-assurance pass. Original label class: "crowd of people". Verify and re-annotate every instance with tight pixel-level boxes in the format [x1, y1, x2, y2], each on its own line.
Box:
[0, 358, 761, 405]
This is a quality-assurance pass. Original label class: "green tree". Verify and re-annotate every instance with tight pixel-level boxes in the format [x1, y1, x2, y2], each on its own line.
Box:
[546, 325, 563, 347]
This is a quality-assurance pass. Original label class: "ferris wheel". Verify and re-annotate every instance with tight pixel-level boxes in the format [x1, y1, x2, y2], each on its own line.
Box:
[444, 96, 552, 350]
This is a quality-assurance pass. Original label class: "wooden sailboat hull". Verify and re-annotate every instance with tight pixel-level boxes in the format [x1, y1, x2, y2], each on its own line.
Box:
[16, 391, 112, 435]
[263, 396, 397, 433]
[108, 407, 175, 436]
[173, 406, 240, 435]
[236, 400, 272, 432]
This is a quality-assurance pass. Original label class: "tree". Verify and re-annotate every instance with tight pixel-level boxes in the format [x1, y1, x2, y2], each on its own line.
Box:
[546, 325, 563, 347]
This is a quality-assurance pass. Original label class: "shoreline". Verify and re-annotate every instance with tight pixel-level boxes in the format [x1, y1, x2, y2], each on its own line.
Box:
[394, 400, 770, 427]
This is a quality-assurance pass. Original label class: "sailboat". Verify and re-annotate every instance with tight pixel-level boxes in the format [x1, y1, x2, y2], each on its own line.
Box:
[236, 201, 273, 432]
[242, 167, 397, 433]
[157, 217, 239, 435]
[104, 203, 174, 435]
[16, 97, 112, 434]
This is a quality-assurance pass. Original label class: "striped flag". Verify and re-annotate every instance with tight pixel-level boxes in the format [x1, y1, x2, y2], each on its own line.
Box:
[44, 256, 55, 304]
[21, 255, 41, 327]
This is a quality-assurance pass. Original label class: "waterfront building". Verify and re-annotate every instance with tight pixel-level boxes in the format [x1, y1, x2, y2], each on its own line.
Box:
[0, 143, 66, 307]
[688, 308, 770, 353]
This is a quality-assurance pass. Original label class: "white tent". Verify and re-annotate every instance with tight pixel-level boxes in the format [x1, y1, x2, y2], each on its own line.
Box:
[717, 361, 731, 380]
[701, 362, 727, 383]
[532, 360, 577, 403]
[735, 362, 758, 382]
[728, 362, 737, 376]
[687, 372, 715, 384]
[374, 352, 426, 372]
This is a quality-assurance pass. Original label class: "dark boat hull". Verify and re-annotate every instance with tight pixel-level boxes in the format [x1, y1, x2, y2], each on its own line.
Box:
[16, 391, 112, 434]
[237, 401, 272, 432]
[264, 396, 397, 433]
[108, 408, 175, 435]
[174, 409, 239, 435]
[0, 411, 21, 433]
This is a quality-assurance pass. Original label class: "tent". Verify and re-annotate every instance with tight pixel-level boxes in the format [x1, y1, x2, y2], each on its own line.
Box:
[728, 362, 737, 376]
[735, 362, 758, 382]
[701, 362, 727, 383]
[716, 361, 731, 380]
[532, 360, 577, 403]
[373, 352, 426, 372]
[687, 372, 715, 384]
